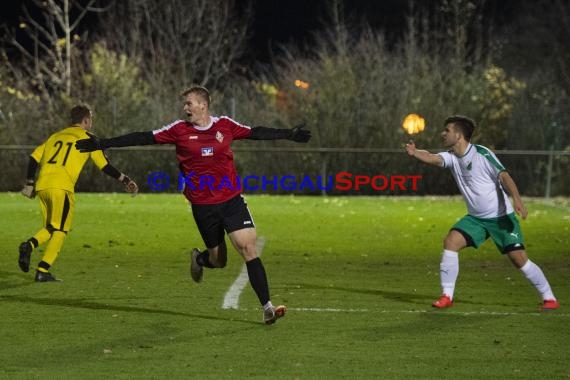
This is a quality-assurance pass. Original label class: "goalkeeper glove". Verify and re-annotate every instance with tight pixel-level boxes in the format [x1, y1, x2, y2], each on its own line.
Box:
[76, 133, 104, 152]
[21, 181, 35, 199]
[120, 174, 139, 197]
[288, 123, 311, 143]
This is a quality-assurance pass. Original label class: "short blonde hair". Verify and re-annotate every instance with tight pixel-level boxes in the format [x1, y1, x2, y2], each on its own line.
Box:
[181, 86, 211, 106]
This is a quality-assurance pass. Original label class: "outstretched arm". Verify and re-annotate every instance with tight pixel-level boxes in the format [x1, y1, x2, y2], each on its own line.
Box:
[21, 156, 39, 199]
[76, 131, 155, 152]
[499, 171, 527, 219]
[101, 164, 139, 197]
[248, 123, 311, 143]
[405, 140, 443, 166]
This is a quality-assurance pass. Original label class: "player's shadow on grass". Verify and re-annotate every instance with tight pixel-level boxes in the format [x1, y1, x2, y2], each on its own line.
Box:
[0, 294, 260, 325]
[0, 271, 37, 291]
[294, 283, 433, 305]
[292, 283, 502, 307]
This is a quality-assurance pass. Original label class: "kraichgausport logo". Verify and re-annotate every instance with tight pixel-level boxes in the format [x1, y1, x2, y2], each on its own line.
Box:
[146, 172, 422, 192]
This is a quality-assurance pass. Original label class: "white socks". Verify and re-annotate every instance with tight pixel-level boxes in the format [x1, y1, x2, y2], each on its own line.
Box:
[438, 252, 556, 302]
[440, 250, 459, 300]
[520, 260, 556, 301]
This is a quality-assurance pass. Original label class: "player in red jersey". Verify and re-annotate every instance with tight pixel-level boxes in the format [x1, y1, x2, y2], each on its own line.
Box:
[76, 85, 311, 324]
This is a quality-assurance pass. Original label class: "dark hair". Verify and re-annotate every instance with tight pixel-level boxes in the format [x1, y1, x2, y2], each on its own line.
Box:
[181, 85, 211, 106]
[70, 105, 92, 124]
[444, 115, 476, 141]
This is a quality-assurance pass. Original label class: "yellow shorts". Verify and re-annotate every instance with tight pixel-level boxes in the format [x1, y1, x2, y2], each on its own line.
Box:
[37, 189, 75, 232]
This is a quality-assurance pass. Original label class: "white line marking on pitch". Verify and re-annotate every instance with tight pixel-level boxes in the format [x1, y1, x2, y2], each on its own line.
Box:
[222, 236, 265, 310]
[234, 306, 569, 317]
[288, 308, 570, 317]
[221, 237, 567, 318]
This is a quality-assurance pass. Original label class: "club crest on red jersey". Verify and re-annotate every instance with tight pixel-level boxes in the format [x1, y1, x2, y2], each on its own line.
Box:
[201, 147, 214, 156]
[215, 131, 224, 143]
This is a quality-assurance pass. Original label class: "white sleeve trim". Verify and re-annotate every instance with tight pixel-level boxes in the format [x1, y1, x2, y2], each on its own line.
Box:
[153, 120, 183, 135]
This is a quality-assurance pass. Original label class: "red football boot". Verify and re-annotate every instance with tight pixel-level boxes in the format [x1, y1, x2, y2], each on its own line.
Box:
[432, 294, 453, 308]
[541, 299, 560, 311]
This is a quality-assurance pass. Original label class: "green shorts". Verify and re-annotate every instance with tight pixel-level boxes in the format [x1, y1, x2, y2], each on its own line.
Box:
[451, 213, 525, 254]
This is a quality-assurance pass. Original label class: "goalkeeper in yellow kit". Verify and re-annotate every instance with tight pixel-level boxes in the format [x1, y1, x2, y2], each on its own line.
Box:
[19, 104, 139, 282]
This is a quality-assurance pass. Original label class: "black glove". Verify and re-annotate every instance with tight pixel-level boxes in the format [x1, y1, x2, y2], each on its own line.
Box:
[120, 174, 139, 197]
[288, 123, 311, 143]
[76, 135, 103, 152]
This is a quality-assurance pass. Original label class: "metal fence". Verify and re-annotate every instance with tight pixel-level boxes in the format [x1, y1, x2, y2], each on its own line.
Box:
[1, 145, 569, 197]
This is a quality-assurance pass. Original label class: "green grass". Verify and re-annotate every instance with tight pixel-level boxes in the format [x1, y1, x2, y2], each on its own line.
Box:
[1, 193, 569, 379]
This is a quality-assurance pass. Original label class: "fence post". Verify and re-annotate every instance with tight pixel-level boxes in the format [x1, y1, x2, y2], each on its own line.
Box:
[112, 96, 117, 129]
[320, 151, 328, 196]
[545, 146, 554, 199]
[230, 97, 236, 119]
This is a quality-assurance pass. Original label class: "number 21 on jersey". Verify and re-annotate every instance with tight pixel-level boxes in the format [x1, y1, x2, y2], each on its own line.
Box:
[47, 140, 73, 166]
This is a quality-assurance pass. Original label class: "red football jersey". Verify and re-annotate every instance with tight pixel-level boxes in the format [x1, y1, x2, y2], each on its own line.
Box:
[152, 116, 252, 204]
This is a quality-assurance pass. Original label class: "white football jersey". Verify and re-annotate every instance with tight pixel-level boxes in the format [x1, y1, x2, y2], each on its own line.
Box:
[438, 143, 514, 218]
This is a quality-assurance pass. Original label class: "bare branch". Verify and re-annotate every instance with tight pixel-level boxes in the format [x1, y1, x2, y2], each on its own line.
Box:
[38, 0, 66, 31]
[100, 0, 251, 89]
[84, 1, 113, 13]
[70, 0, 98, 31]
[6, 0, 104, 96]
[7, 37, 37, 62]
[22, 5, 55, 43]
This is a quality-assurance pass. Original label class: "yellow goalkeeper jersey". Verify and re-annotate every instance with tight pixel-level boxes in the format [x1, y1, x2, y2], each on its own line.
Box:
[32, 125, 110, 192]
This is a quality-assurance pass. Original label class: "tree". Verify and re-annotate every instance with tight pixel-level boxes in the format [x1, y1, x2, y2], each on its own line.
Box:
[79, 42, 151, 136]
[0, 62, 41, 144]
[99, 0, 252, 120]
[2, 0, 109, 100]
[496, 0, 569, 151]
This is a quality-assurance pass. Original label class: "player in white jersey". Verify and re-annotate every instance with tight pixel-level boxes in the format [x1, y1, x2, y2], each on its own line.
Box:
[405, 115, 559, 310]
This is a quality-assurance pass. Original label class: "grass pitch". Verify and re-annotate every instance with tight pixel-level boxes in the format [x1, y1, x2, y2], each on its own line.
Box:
[1, 193, 569, 379]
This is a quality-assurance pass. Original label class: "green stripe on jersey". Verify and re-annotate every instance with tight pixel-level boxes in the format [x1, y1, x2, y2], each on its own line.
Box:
[475, 144, 505, 171]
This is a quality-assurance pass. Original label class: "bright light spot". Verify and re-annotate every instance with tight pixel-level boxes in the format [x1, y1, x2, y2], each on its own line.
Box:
[402, 114, 426, 135]
[294, 79, 310, 90]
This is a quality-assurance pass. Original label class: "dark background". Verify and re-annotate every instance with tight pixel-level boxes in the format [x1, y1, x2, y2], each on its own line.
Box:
[0, 0, 524, 63]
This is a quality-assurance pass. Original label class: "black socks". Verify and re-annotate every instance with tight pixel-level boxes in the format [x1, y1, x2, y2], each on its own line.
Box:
[246, 257, 270, 306]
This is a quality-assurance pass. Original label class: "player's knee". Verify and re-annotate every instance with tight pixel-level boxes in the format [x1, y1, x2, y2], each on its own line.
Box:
[444, 228, 469, 250]
[238, 242, 257, 261]
[443, 235, 462, 251]
[46, 225, 68, 235]
[507, 249, 528, 268]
